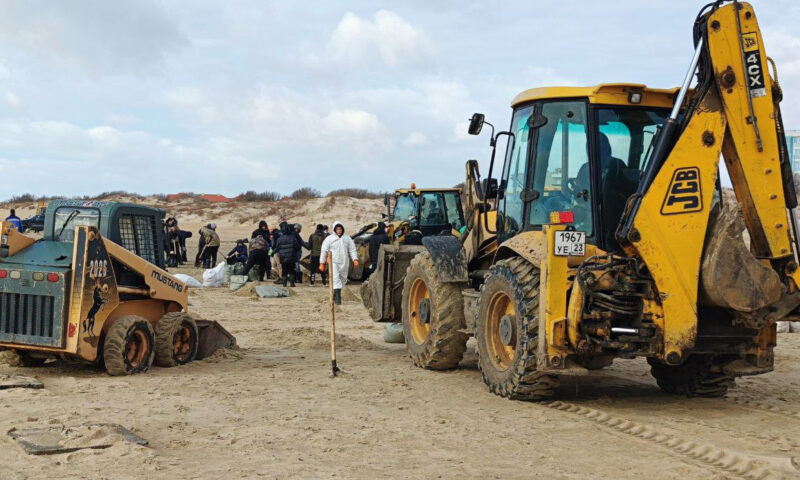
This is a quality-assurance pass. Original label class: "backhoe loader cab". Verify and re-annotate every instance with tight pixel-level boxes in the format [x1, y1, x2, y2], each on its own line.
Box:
[376, 2, 799, 401]
[0, 200, 235, 375]
[478, 85, 676, 252]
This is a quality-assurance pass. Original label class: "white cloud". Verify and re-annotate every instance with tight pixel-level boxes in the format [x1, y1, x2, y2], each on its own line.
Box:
[4, 92, 19, 108]
[323, 10, 436, 68]
[403, 131, 427, 147]
[319, 109, 391, 152]
[0, 0, 187, 75]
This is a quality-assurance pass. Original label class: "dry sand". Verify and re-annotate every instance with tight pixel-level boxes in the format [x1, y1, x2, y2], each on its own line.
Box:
[1, 278, 799, 479]
[1, 197, 800, 479]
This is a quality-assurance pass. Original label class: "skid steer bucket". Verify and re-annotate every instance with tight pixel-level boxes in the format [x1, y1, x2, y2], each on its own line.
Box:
[195, 320, 237, 360]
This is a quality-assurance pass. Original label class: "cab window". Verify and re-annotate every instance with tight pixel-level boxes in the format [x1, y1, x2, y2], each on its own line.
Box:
[499, 105, 533, 236]
[527, 101, 592, 234]
[392, 194, 418, 224]
[442, 191, 465, 231]
[595, 107, 669, 249]
[420, 193, 447, 226]
[53, 207, 100, 242]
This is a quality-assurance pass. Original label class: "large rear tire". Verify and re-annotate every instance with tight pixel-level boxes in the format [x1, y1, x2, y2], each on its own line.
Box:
[103, 315, 155, 376]
[476, 257, 558, 400]
[648, 355, 735, 397]
[155, 312, 199, 367]
[401, 251, 467, 369]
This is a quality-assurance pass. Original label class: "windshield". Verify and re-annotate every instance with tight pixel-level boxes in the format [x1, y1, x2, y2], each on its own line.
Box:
[595, 106, 669, 249]
[393, 194, 418, 224]
[53, 207, 100, 242]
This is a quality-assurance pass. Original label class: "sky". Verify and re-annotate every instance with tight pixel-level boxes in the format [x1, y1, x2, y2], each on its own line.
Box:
[0, 0, 798, 199]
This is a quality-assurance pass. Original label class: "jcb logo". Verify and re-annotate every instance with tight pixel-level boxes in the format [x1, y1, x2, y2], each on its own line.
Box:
[661, 167, 702, 215]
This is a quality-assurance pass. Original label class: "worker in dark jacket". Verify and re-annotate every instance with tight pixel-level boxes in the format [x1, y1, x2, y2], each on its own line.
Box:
[293, 223, 309, 284]
[369, 222, 390, 273]
[251, 220, 270, 243]
[226, 239, 248, 265]
[243, 234, 271, 281]
[5, 209, 22, 231]
[308, 224, 327, 285]
[275, 224, 301, 287]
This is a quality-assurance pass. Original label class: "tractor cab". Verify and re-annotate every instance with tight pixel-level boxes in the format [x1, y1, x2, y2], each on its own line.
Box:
[388, 188, 465, 237]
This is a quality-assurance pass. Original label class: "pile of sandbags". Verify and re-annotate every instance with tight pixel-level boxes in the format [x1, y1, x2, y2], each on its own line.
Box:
[777, 321, 800, 333]
[202, 262, 227, 288]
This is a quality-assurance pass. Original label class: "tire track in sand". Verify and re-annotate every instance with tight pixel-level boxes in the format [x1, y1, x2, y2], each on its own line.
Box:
[545, 400, 797, 480]
[726, 397, 800, 421]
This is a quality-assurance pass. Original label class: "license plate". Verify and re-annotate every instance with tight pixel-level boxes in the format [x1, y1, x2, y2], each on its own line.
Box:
[554, 231, 585, 257]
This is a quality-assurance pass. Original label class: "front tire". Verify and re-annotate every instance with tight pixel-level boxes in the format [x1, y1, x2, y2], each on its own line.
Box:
[401, 251, 467, 369]
[155, 312, 199, 367]
[648, 355, 735, 397]
[103, 315, 155, 376]
[476, 257, 558, 400]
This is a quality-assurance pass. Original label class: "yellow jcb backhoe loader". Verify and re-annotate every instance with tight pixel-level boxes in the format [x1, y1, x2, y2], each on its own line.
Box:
[372, 1, 799, 399]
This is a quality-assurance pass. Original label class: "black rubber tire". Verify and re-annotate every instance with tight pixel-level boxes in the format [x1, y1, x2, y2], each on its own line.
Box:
[16, 350, 47, 367]
[401, 251, 468, 369]
[103, 315, 155, 376]
[154, 312, 199, 367]
[475, 257, 558, 400]
[648, 355, 735, 397]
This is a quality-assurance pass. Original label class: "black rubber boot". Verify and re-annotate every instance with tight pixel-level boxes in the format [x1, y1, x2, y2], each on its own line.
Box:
[334, 288, 342, 305]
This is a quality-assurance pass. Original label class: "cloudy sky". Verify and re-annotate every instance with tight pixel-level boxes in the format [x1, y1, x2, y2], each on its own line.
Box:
[0, 0, 798, 198]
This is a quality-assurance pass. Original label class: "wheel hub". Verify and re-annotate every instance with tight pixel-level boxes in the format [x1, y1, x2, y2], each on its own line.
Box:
[418, 298, 431, 325]
[499, 315, 515, 346]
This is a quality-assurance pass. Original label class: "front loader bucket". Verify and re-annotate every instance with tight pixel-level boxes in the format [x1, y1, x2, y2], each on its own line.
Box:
[195, 320, 237, 360]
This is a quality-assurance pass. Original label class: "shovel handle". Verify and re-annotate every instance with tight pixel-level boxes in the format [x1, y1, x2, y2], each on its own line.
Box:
[328, 256, 338, 376]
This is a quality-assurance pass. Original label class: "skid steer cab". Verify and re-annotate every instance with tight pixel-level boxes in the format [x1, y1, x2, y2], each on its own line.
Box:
[0, 200, 235, 375]
[367, 2, 800, 401]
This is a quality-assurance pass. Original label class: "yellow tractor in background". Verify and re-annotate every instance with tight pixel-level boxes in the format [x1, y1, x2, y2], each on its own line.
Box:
[365, 1, 800, 399]
[0, 200, 235, 375]
[350, 186, 465, 281]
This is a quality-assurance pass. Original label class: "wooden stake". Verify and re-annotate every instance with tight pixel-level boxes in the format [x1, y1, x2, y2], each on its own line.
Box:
[328, 256, 339, 376]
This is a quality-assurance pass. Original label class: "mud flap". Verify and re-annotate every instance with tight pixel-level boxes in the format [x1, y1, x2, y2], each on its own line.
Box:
[195, 320, 237, 360]
[421, 236, 468, 283]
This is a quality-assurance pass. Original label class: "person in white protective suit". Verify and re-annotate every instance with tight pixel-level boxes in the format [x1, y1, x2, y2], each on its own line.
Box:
[319, 221, 359, 305]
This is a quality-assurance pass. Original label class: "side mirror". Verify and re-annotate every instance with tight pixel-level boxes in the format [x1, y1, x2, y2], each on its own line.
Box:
[527, 113, 548, 130]
[383, 193, 389, 206]
[481, 178, 499, 200]
[468, 113, 485, 135]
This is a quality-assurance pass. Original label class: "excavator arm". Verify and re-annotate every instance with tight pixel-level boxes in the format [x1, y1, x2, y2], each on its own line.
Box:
[617, 1, 799, 365]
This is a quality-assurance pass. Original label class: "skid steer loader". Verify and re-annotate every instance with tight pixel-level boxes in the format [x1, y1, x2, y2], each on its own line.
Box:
[0, 200, 235, 375]
[366, 1, 800, 399]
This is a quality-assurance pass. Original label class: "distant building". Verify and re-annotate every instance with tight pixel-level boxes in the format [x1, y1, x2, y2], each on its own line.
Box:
[789, 130, 800, 172]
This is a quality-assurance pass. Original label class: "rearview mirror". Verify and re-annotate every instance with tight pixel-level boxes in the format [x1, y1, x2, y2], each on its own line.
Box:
[481, 178, 498, 200]
[527, 113, 548, 130]
[468, 113, 485, 135]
